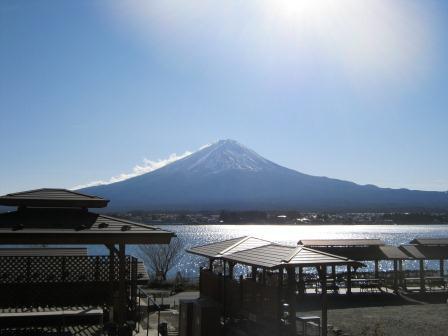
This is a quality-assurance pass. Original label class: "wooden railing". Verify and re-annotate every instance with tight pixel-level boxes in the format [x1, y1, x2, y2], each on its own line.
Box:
[0, 255, 139, 311]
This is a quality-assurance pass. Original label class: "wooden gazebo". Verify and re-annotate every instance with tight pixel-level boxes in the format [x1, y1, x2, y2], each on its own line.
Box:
[400, 237, 448, 292]
[298, 239, 411, 291]
[188, 237, 362, 336]
[0, 188, 174, 334]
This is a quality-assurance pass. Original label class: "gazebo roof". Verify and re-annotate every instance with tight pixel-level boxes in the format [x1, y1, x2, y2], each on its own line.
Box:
[187, 236, 272, 258]
[400, 244, 448, 260]
[0, 188, 174, 245]
[298, 239, 385, 247]
[0, 188, 109, 208]
[298, 239, 410, 260]
[409, 238, 448, 246]
[188, 237, 362, 269]
[0, 207, 173, 245]
[220, 244, 362, 269]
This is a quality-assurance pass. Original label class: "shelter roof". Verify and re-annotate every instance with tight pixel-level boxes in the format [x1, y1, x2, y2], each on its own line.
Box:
[300, 245, 410, 260]
[0, 188, 109, 208]
[298, 239, 385, 247]
[0, 208, 173, 245]
[221, 244, 294, 268]
[409, 238, 448, 246]
[400, 244, 448, 260]
[220, 244, 362, 269]
[187, 236, 272, 258]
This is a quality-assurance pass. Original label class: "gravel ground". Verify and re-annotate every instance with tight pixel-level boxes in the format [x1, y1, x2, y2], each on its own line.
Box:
[306, 303, 448, 336]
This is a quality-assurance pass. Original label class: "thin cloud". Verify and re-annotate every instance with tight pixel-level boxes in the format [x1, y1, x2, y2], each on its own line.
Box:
[72, 144, 211, 190]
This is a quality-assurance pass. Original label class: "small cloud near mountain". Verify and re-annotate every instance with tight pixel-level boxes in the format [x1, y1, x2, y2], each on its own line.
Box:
[72, 143, 211, 189]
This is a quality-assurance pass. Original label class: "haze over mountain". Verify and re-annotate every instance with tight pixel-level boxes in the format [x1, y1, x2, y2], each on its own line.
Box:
[81, 140, 448, 212]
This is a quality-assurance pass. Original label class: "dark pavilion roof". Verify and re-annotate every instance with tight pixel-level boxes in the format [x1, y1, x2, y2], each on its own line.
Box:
[297, 245, 410, 261]
[0, 188, 109, 208]
[409, 238, 448, 246]
[297, 238, 409, 260]
[0, 208, 173, 244]
[400, 244, 448, 260]
[298, 239, 385, 247]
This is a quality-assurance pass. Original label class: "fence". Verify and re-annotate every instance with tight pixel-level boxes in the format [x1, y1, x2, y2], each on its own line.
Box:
[0, 255, 139, 310]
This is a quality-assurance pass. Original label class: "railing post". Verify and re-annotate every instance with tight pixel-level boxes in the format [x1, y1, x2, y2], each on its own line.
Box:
[419, 260, 425, 292]
[347, 265, 352, 295]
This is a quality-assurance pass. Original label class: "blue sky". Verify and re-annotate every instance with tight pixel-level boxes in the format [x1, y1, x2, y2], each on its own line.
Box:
[1, 0, 447, 194]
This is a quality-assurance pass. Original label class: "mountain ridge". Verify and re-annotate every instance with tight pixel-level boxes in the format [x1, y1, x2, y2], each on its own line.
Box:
[80, 140, 448, 212]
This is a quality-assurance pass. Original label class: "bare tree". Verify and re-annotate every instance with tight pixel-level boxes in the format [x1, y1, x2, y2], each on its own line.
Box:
[139, 238, 185, 281]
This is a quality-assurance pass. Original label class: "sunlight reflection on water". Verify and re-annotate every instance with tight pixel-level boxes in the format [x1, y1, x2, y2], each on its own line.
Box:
[89, 224, 448, 277]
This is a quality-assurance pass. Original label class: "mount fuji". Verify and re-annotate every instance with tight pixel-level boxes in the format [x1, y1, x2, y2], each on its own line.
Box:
[80, 140, 448, 212]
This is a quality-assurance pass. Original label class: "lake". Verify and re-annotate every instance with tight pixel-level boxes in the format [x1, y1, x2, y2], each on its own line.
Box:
[87, 224, 448, 278]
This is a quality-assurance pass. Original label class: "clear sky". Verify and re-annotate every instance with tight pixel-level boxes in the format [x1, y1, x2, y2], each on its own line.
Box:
[1, 0, 447, 194]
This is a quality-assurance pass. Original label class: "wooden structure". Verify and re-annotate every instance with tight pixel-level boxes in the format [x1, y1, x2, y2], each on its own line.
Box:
[400, 237, 448, 292]
[189, 237, 362, 336]
[0, 247, 150, 284]
[0, 188, 174, 334]
[298, 239, 411, 291]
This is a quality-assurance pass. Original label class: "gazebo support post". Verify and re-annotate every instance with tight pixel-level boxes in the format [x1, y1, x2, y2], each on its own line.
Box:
[374, 260, 379, 279]
[262, 268, 266, 285]
[277, 267, 284, 335]
[228, 261, 234, 279]
[419, 260, 425, 292]
[106, 244, 117, 323]
[251, 266, 257, 282]
[393, 260, 398, 291]
[286, 267, 296, 320]
[346, 265, 352, 295]
[440, 259, 445, 277]
[398, 260, 404, 288]
[319, 265, 328, 336]
[298, 266, 304, 295]
[118, 243, 127, 326]
[209, 258, 214, 271]
[332, 265, 336, 282]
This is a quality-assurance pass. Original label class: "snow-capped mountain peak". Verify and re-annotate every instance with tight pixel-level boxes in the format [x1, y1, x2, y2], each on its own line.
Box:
[167, 139, 277, 174]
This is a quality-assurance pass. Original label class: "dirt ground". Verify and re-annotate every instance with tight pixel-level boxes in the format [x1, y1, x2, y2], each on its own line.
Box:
[299, 292, 448, 336]
[315, 304, 448, 336]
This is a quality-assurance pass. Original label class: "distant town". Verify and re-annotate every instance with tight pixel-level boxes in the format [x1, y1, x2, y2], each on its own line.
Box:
[112, 210, 448, 225]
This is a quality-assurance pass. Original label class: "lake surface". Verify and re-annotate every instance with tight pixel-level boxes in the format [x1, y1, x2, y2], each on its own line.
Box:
[89, 224, 448, 278]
